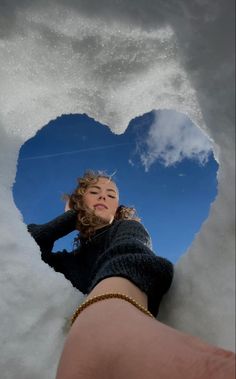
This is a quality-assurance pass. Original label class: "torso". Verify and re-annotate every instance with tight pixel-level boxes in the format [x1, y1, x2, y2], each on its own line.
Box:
[85, 276, 148, 309]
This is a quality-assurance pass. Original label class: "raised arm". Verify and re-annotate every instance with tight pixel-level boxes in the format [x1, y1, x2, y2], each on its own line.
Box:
[27, 209, 89, 294]
[27, 209, 78, 271]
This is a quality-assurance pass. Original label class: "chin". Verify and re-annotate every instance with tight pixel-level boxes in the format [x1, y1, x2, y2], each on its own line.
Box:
[98, 214, 113, 224]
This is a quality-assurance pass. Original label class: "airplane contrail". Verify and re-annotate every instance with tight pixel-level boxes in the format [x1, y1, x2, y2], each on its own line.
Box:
[20, 142, 133, 161]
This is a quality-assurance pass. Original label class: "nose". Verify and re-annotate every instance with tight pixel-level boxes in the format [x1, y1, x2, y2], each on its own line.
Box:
[98, 193, 106, 200]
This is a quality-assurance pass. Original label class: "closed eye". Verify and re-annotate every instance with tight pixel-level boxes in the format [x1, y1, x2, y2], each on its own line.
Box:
[90, 191, 116, 198]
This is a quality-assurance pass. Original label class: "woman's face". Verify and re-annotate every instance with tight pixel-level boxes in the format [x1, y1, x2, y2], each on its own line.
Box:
[83, 177, 119, 224]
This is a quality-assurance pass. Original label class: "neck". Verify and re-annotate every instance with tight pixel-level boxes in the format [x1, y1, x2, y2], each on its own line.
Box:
[94, 218, 114, 231]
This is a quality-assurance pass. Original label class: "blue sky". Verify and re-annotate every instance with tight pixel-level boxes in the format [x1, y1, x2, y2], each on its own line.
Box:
[13, 111, 218, 263]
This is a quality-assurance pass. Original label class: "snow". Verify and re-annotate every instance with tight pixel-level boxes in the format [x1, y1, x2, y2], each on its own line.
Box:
[0, 1, 234, 378]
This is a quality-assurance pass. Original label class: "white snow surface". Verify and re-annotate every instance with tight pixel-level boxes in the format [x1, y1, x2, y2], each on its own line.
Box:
[0, 1, 235, 378]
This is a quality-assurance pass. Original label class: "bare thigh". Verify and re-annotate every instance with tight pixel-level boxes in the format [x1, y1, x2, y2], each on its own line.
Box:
[56, 299, 235, 379]
[114, 314, 235, 379]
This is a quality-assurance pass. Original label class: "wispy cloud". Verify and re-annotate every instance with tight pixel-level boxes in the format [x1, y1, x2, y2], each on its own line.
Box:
[20, 142, 132, 161]
[138, 111, 213, 171]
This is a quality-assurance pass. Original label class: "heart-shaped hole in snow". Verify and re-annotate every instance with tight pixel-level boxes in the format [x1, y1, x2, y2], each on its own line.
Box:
[13, 109, 218, 263]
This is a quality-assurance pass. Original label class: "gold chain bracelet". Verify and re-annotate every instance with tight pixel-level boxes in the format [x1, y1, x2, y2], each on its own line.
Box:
[70, 292, 155, 326]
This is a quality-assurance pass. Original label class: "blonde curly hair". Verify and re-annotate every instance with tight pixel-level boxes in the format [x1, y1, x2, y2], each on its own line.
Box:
[64, 169, 141, 240]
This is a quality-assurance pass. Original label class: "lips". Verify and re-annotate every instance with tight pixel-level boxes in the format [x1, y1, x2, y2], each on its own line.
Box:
[94, 204, 108, 209]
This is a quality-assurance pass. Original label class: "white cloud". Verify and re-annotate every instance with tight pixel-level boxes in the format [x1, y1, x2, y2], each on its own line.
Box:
[139, 110, 213, 171]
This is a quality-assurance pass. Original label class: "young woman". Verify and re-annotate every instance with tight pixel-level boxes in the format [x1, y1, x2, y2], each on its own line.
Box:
[27, 170, 235, 379]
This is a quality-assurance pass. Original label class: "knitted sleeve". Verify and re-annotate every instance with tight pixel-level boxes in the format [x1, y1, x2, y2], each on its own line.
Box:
[88, 219, 156, 273]
[27, 210, 78, 273]
[87, 220, 174, 317]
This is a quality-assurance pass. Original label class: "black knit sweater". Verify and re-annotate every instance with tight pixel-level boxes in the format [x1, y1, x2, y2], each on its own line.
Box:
[27, 210, 174, 317]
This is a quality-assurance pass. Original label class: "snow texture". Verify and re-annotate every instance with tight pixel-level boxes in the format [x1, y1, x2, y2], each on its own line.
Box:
[0, 1, 235, 378]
